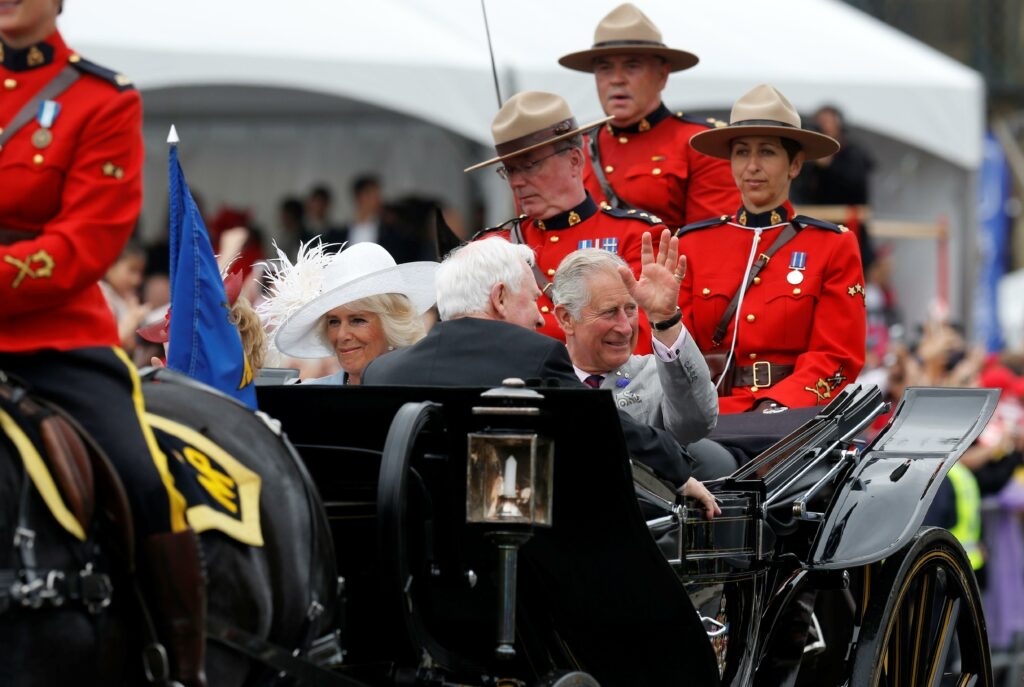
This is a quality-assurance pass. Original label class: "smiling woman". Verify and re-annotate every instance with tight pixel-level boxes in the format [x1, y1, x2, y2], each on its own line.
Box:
[261, 241, 438, 385]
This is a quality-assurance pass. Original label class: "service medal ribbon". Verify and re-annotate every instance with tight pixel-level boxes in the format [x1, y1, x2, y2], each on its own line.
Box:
[600, 237, 619, 254]
[787, 251, 807, 285]
[36, 99, 60, 128]
[32, 99, 61, 149]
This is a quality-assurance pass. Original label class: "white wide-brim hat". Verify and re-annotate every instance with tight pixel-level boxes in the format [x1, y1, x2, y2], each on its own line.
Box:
[689, 84, 840, 161]
[274, 242, 438, 358]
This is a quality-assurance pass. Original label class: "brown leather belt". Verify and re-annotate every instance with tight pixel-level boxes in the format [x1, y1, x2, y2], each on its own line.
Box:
[0, 228, 35, 246]
[729, 361, 794, 394]
[713, 361, 794, 397]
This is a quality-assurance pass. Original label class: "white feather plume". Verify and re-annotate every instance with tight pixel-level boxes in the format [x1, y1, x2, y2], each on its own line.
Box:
[256, 238, 340, 342]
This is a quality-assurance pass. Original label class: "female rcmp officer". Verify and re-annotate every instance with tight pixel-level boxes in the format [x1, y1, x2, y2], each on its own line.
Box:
[676, 84, 866, 415]
[0, 2, 206, 685]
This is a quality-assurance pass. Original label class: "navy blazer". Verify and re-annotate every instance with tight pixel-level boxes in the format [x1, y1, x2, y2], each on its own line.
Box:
[363, 317, 692, 485]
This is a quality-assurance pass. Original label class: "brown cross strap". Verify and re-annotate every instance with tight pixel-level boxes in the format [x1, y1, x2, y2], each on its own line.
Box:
[710, 221, 802, 347]
[0, 65, 79, 150]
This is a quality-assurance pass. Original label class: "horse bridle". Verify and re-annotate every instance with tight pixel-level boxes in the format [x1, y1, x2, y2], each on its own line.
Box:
[0, 383, 113, 616]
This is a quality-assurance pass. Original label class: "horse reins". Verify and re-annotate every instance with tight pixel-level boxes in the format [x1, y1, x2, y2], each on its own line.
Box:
[0, 465, 113, 615]
[0, 379, 114, 616]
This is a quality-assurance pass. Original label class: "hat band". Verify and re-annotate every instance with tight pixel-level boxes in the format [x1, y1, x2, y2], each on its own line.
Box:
[495, 117, 578, 157]
[730, 118, 799, 129]
[591, 39, 668, 50]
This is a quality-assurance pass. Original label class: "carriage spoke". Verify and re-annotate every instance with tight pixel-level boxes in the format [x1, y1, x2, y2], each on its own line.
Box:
[923, 590, 960, 687]
[886, 598, 902, 684]
[909, 570, 934, 684]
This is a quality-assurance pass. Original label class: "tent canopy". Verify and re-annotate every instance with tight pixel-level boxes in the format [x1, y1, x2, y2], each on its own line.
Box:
[63, 0, 984, 169]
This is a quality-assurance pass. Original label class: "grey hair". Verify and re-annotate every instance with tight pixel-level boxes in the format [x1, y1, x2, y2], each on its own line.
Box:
[436, 238, 536, 321]
[551, 248, 627, 320]
[563, 133, 584, 150]
[317, 292, 426, 349]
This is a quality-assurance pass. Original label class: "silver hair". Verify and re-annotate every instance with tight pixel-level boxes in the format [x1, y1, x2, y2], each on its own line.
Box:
[436, 237, 536, 321]
[551, 248, 627, 320]
[317, 292, 426, 349]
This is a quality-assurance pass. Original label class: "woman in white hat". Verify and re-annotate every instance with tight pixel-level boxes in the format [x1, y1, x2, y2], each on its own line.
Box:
[261, 241, 438, 385]
[676, 84, 866, 414]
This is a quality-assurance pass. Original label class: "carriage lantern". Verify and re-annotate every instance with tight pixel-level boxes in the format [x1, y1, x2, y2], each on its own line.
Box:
[466, 379, 555, 660]
[466, 431, 554, 527]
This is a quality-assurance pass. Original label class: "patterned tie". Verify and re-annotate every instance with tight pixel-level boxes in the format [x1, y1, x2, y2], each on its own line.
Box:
[584, 374, 604, 389]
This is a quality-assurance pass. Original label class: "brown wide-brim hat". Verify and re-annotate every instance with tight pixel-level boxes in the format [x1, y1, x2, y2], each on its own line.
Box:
[689, 84, 840, 161]
[465, 91, 612, 172]
[559, 3, 698, 74]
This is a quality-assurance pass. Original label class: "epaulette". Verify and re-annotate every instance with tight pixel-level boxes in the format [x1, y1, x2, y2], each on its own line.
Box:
[68, 54, 135, 91]
[469, 215, 523, 241]
[602, 205, 663, 226]
[792, 215, 845, 234]
[673, 111, 728, 130]
[676, 215, 730, 237]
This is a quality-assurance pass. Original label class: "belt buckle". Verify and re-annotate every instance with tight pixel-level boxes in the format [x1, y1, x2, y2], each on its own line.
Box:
[752, 360, 772, 388]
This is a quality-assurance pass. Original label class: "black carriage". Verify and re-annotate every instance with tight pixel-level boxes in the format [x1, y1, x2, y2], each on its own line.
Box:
[255, 380, 999, 687]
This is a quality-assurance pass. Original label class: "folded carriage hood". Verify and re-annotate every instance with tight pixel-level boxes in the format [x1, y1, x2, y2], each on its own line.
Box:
[809, 387, 999, 569]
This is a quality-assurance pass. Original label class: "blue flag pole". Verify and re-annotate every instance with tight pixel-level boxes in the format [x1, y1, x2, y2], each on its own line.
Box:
[165, 126, 258, 409]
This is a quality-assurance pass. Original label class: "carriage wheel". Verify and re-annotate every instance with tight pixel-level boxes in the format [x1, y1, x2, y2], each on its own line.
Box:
[850, 527, 991, 687]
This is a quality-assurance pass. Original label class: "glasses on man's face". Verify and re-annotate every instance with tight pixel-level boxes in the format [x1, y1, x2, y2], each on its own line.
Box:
[496, 147, 572, 181]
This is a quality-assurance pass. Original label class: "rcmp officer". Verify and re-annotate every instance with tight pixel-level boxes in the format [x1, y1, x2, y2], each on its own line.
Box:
[559, 3, 738, 229]
[466, 90, 668, 354]
[677, 84, 866, 414]
[0, 2, 206, 685]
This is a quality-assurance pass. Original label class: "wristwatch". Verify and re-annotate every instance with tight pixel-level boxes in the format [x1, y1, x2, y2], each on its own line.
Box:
[651, 307, 682, 331]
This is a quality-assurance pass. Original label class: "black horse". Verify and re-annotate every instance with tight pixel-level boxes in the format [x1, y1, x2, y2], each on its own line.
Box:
[0, 369, 339, 686]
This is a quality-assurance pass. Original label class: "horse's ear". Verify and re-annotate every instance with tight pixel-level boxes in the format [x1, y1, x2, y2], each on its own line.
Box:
[433, 205, 465, 262]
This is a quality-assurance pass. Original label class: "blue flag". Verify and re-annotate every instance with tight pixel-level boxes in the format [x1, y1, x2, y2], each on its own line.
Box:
[166, 143, 257, 409]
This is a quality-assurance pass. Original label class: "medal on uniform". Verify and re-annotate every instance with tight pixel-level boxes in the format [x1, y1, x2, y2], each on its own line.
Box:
[32, 99, 61, 149]
[787, 251, 807, 285]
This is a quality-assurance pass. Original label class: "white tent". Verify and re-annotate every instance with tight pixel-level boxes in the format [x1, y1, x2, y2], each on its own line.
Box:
[60, 0, 985, 322]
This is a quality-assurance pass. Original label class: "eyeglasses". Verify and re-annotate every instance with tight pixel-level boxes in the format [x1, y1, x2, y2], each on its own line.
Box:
[496, 147, 572, 181]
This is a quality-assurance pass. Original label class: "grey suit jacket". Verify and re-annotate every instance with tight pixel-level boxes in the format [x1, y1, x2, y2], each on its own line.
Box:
[599, 332, 718, 445]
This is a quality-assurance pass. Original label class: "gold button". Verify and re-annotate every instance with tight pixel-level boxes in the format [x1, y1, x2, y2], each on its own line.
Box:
[549, 235, 559, 243]
[4, 78, 17, 90]
[33, 154, 44, 165]
[69, 54, 82, 63]
[793, 287, 802, 295]
[701, 287, 711, 296]
[546, 268, 555, 276]
[618, 136, 628, 144]
[746, 314, 755, 322]
[604, 165, 614, 173]
[750, 386, 759, 393]
[753, 276, 761, 285]
[0, 127, 4, 136]
[749, 353, 757, 360]
[541, 306, 550, 313]
[652, 167, 662, 175]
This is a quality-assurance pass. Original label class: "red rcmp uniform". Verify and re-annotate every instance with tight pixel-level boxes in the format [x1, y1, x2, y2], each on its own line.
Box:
[0, 31, 142, 353]
[477, 194, 663, 354]
[0, 33, 183, 537]
[583, 103, 739, 230]
[677, 203, 866, 414]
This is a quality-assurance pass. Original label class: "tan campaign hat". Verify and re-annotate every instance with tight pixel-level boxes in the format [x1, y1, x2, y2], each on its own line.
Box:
[689, 84, 840, 161]
[464, 91, 611, 172]
[559, 3, 698, 73]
